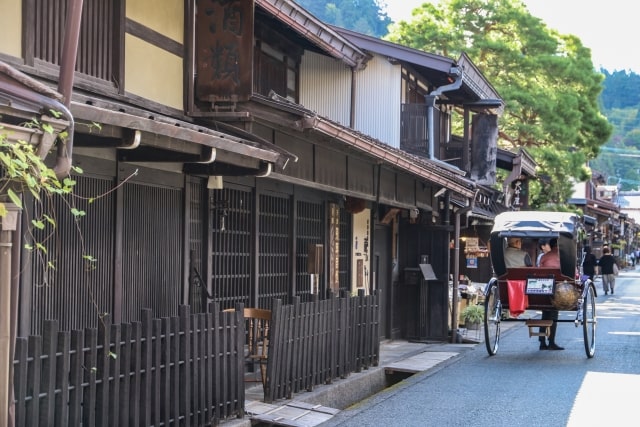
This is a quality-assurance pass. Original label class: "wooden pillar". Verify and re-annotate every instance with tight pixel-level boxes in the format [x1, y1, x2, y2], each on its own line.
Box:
[1, 203, 20, 427]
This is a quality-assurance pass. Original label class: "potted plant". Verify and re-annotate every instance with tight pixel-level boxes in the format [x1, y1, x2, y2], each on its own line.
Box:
[461, 304, 484, 329]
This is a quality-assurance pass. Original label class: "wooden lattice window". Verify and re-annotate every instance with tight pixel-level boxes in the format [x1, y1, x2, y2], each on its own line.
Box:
[258, 193, 291, 307]
[32, 0, 118, 83]
[210, 187, 253, 309]
[338, 207, 352, 293]
[121, 182, 183, 323]
[29, 175, 115, 334]
[296, 200, 324, 300]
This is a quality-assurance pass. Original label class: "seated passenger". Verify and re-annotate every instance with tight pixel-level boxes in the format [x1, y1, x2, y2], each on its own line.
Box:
[539, 238, 560, 268]
[504, 237, 533, 268]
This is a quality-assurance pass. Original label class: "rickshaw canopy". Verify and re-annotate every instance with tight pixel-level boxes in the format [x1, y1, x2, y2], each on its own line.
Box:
[490, 211, 579, 239]
[490, 211, 581, 278]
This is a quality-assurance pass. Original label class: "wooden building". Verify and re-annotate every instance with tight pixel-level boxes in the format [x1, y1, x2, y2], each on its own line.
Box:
[0, 0, 522, 424]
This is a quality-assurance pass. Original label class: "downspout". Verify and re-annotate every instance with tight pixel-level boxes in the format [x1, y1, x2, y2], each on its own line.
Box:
[54, 0, 83, 178]
[450, 190, 478, 343]
[350, 68, 356, 128]
[426, 66, 463, 160]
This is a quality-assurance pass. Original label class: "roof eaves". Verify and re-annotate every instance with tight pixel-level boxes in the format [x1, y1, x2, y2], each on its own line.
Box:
[301, 117, 475, 198]
[71, 102, 294, 168]
[331, 26, 455, 74]
[457, 53, 502, 105]
[248, 93, 475, 198]
[255, 0, 367, 69]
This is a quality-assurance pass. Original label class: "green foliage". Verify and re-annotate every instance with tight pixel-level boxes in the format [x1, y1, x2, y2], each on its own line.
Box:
[600, 69, 640, 110]
[0, 122, 86, 271]
[461, 304, 484, 324]
[589, 70, 640, 190]
[386, 0, 612, 208]
[293, 0, 392, 37]
[0, 128, 79, 209]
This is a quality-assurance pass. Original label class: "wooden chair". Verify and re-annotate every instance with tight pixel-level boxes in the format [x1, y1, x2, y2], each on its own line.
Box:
[244, 308, 271, 387]
[225, 307, 271, 388]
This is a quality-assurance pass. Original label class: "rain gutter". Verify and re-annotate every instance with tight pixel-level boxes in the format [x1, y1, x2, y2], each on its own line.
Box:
[54, 0, 83, 178]
[426, 66, 463, 160]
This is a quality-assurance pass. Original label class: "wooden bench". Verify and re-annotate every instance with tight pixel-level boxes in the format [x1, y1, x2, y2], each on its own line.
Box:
[525, 319, 553, 337]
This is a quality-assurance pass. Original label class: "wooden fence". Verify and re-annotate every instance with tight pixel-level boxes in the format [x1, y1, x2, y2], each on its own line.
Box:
[265, 291, 380, 402]
[12, 292, 381, 425]
[12, 306, 244, 427]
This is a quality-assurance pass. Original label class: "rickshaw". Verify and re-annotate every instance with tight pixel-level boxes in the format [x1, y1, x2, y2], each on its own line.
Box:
[484, 211, 597, 358]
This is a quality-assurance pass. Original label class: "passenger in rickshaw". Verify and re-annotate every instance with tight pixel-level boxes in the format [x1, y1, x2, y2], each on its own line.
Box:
[536, 238, 564, 350]
[539, 238, 560, 268]
[504, 237, 533, 268]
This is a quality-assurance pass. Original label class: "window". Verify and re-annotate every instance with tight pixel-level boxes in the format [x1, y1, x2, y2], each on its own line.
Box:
[31, 0, 119, 84]
[253, 23, 300, 102]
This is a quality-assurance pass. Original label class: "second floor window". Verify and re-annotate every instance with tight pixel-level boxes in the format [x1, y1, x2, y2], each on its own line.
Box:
[253, 40, 299, 102]
[32, 0, 118, 84]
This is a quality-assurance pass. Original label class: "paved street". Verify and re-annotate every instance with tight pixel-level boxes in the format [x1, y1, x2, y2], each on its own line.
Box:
[321, 269, 640, 427]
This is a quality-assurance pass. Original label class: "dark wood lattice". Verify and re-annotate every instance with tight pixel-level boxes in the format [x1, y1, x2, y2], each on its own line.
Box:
[295, 200, 324, 301]
[258, 193, 291, 307]
[33, 0, 117, 82]
[121, 182, 183, 323]
[210, 187, 253, 309]
[29, 174, 115, 334]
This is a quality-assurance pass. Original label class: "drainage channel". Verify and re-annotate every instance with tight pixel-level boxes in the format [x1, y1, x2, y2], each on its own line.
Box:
[250, 351, 461, 426]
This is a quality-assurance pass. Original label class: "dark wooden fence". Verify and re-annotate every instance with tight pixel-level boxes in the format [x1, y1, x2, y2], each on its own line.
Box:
[265, 291, 380, 403]
[12, 306, 244, 427]
[12, 292, 380, 425]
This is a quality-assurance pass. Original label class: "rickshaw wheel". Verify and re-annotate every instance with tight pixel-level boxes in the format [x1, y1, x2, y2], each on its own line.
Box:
[583, 283, 596, 358]
[484, 280, 501, 355]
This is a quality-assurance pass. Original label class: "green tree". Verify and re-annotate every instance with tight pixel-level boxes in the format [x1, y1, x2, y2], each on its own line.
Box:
[386, 0, 612, 208]
[294, 0, 392, 37]
[601, 69, 640, 110]
[591, 71, 640, 190]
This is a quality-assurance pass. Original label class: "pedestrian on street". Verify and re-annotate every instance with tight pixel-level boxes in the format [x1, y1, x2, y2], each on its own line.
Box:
[598, 247, 618, 295]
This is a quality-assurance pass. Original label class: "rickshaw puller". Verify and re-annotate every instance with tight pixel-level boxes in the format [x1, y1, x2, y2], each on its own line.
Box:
[538, 238, 564, 350]
[539, 310, 564, 350]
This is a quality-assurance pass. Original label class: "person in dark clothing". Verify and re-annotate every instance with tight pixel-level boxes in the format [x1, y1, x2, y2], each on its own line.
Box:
[598, 247, 618, 295]
[582, 246, 597, 281]
[537, 238, 563, 350]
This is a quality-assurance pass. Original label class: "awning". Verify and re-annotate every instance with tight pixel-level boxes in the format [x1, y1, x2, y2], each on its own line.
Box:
[70, 101, 297, 171]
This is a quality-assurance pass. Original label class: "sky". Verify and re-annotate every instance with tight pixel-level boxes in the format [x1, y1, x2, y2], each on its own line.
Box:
[384, 0, 639, 73]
